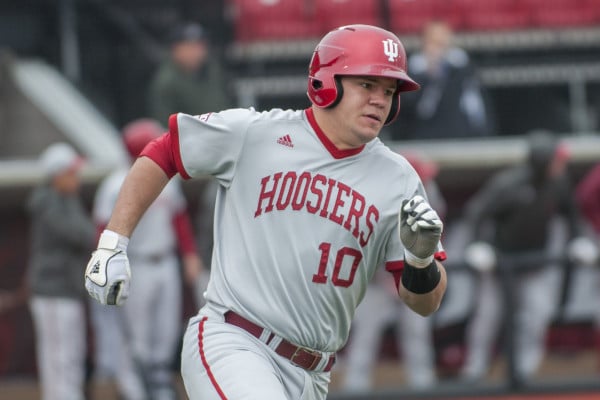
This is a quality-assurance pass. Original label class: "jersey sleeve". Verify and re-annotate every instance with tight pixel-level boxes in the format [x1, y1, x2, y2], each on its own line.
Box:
[169, 108, 256, 186]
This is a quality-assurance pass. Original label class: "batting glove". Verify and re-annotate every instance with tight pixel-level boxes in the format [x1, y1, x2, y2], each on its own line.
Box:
[85, 229, 131, 306]
[399, 195, 443, 268]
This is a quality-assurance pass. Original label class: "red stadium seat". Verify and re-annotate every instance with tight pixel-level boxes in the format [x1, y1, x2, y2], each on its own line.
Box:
[314, 0, 382, 33]
[462, 8, 531, 31]
[520, 0, 574, 8]
[524, 0, 600, 28]
[453, 0, 531, 32]
[230, 0, 319, 42]
[388, 0, 463, 34]
[582, 0, 600, 21]
[451, 0, 517, 9]
[532, 7, 599, 28]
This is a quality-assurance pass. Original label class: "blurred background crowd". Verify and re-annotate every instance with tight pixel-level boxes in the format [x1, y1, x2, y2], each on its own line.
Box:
[2, 0, 600, 399]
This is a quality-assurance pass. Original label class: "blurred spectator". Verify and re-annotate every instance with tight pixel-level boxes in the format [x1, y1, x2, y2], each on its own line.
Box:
[147, 22, 232, 125]
[341, 154, 445, 390]
[459, 130, 590, 381]
[28, 142, 96, 400]
[392, 20, 495, 141]
[574, 162, 600, 369]
[91, 119, 204, 400]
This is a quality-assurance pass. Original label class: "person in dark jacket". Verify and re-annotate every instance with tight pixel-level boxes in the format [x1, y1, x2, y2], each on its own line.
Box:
[28, 142, 96, 400]
[147, 22, 232, 125]
[459, 130, 589, 381]
[392, 20, 494, 140]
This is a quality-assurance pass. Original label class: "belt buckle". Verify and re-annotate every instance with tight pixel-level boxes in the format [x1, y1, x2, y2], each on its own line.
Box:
[291, 346, 322, 371]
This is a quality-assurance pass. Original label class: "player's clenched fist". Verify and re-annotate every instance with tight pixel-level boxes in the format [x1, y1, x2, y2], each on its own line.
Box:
[85, 230, 131, 306]
[399, 195, 443, 267]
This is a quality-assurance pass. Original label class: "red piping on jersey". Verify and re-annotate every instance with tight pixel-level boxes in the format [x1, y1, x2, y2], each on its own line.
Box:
[198, 317, 228, 399]
[305, 108, 365, 159]
[169, 113, 192, 179]
[385, 250, 447, 290]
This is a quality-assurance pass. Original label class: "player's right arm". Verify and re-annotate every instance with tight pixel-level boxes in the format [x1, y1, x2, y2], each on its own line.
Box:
[86, 135, 174, 306]
[106, 157, 170, 237]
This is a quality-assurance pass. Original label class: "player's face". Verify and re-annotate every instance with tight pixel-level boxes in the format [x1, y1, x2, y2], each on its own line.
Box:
[326, 76, 396, 149]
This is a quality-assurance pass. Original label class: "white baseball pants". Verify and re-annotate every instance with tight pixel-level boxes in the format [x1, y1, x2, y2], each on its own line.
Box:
[180, 305, 331, 400]
[30, 296, 86, 400]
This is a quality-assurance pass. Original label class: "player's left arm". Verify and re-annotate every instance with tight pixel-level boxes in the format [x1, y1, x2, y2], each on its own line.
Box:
[85, 156, 171, 305]
[397, 195, 447, 316]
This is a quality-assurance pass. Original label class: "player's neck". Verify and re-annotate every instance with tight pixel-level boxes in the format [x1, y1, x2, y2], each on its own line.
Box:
[311, 106, 360, 151]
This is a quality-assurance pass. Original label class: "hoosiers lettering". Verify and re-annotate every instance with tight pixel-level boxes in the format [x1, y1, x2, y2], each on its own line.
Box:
[254, 171, 379, 247]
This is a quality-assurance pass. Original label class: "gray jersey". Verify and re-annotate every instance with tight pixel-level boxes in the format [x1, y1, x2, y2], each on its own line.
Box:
[172, 107, 442, 351]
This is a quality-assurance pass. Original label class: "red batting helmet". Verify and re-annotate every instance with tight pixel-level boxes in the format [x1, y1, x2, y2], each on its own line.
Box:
[122, 118, 164, 158]
[307, 24, 420, 125]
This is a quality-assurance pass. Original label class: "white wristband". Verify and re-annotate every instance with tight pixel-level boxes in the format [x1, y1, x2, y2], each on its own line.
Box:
[404, 249, 434, 269]
[98, 229, 129, 252]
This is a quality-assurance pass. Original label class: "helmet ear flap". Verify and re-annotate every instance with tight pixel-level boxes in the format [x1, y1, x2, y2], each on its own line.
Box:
[328, 76, 344, 109]
[385, 93, 401, 125]
[308, 76, 344, 108]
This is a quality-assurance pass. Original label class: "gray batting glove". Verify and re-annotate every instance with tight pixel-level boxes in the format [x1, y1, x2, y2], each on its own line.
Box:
[85, 230, 131, 306]
[399, 195, 443, 268]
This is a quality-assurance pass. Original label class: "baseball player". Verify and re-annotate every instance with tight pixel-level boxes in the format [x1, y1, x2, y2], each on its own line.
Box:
[85, 24, 448, 399]
[91, 119, 203, 400]
[29, 143, 95, 400]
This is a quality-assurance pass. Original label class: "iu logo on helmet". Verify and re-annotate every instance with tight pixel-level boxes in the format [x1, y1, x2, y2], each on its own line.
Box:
[382, 39, 399, 62]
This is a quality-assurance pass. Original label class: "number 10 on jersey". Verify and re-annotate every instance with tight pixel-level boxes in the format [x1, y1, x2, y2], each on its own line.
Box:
[312, 242, 363, 287]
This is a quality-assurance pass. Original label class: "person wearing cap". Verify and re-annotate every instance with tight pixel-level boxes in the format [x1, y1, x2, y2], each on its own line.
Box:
[391, 20, 495, 140]
[27, 142, 96, 400]
[147, 22, 232, 125]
